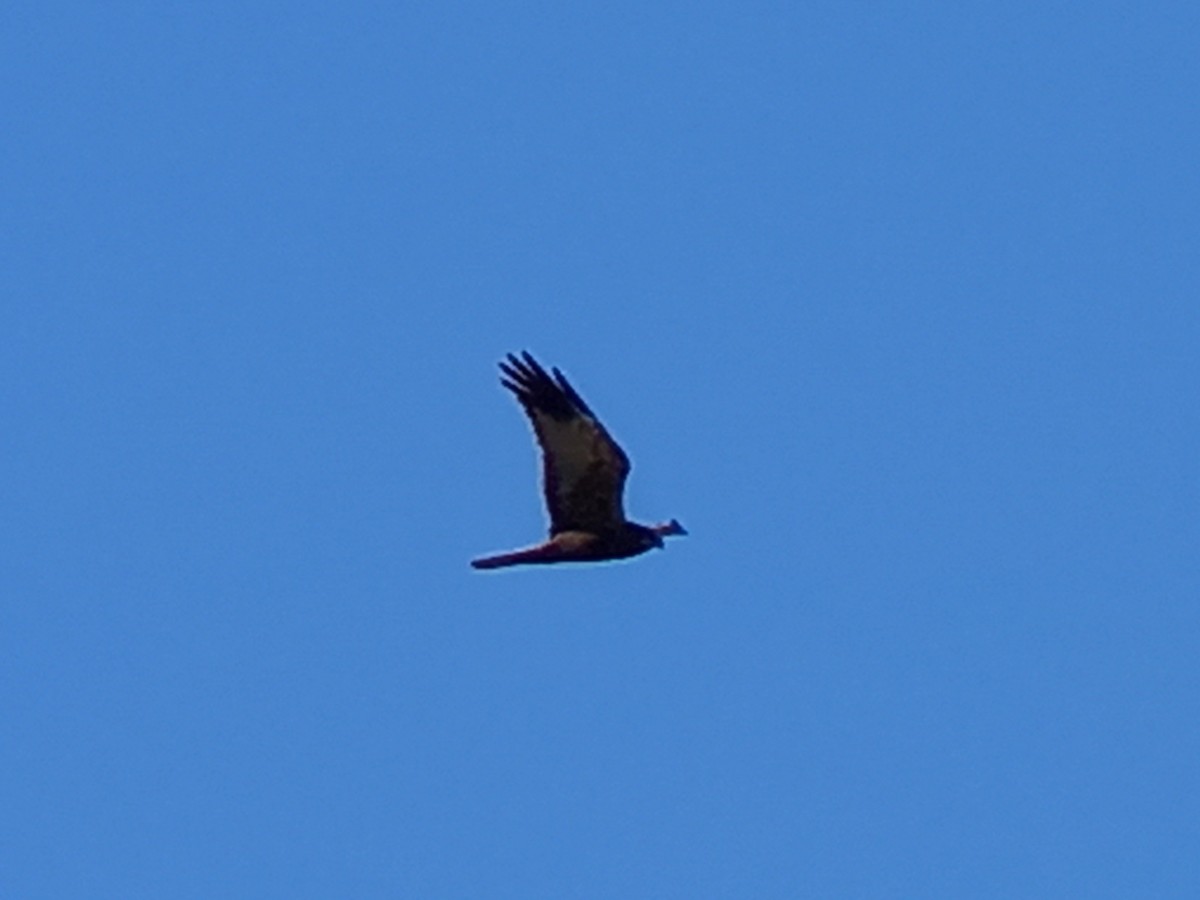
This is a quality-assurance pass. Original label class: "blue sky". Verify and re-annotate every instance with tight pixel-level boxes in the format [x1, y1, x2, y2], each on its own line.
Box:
[4, 2, 1198, 897]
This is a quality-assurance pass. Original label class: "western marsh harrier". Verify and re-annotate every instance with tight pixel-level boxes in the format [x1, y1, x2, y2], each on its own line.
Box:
[471, 352, 686, 569]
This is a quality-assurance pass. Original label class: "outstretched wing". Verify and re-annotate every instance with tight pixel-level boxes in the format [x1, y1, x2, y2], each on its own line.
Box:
[498, 352, 631, 535]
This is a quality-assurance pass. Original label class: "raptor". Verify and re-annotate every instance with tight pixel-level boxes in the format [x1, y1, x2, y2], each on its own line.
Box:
[471, 352, 686, 569]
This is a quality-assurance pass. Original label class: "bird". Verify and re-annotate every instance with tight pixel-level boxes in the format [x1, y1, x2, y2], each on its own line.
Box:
[471, 352, 687, 570]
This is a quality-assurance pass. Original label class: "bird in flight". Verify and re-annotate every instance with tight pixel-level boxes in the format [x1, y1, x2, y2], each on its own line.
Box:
[471, 352, 687, 570]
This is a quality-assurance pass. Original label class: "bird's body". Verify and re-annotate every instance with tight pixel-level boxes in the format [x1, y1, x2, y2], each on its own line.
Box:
[471, 352, 686, 570]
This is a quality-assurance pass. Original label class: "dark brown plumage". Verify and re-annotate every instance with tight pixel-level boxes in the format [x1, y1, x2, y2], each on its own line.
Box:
[471, 352, 686, 570]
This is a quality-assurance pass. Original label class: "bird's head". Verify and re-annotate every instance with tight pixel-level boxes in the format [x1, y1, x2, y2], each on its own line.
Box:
[651, 518, 688, 539]
[635, 518, 687, 551]
[628, 523, 667, 551]
[633, 528, 672, 549]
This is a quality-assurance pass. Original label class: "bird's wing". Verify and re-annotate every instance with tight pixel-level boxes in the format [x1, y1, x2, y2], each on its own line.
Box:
[498, 351, 631, 535]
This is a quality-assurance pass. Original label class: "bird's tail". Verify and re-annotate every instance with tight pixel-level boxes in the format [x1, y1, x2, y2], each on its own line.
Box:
[470, 544, 556, 570]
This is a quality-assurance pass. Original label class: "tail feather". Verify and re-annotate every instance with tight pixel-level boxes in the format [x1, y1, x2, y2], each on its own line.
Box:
[470, 544, 555, 570]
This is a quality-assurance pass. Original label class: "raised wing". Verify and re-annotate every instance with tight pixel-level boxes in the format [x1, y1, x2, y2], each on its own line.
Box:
[498, 352, 631, 535]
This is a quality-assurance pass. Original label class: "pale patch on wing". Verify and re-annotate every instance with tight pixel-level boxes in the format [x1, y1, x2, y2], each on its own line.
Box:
[533, 413, 604, 488]
[530, 409, 627, 532]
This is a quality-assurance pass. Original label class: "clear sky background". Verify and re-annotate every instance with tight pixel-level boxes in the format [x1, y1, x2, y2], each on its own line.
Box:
[4, 2, 1198, 897]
